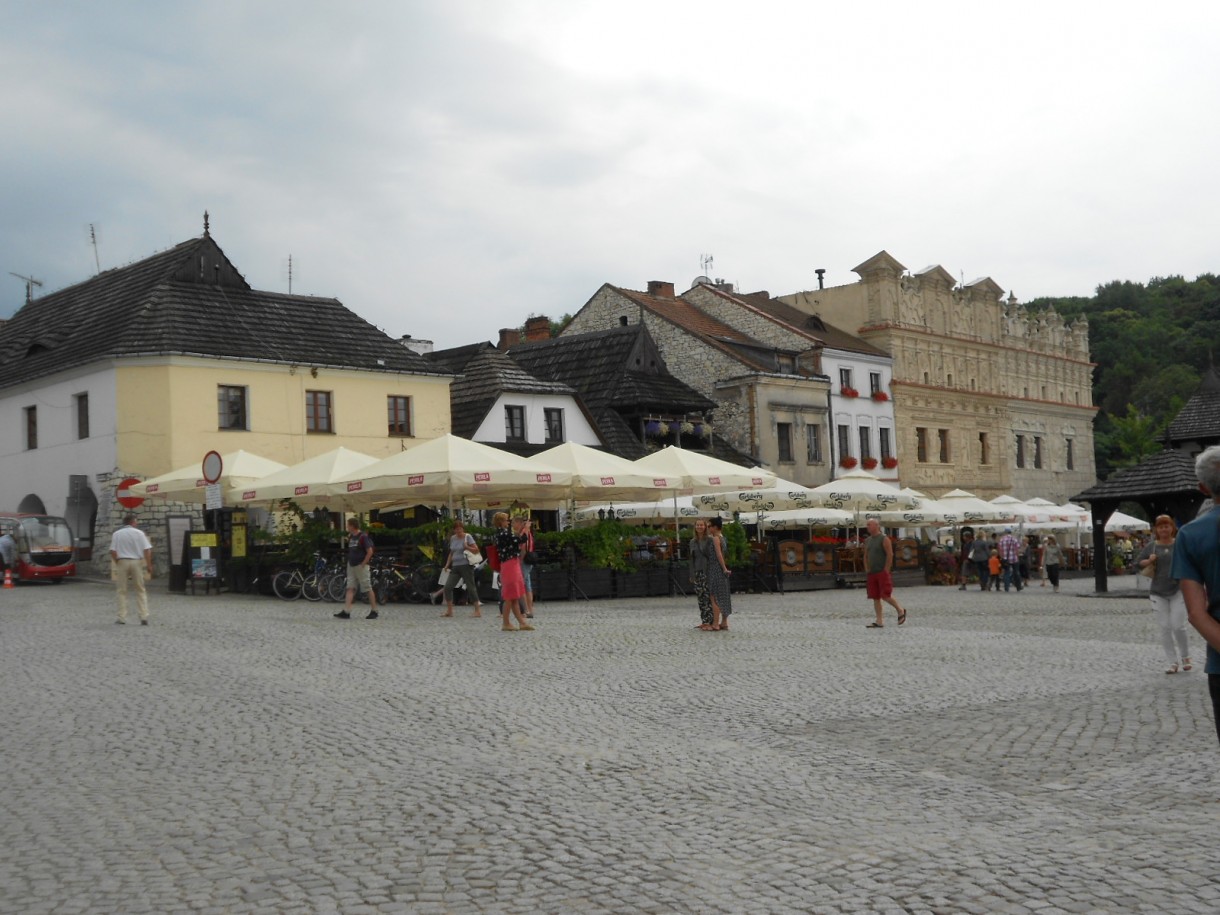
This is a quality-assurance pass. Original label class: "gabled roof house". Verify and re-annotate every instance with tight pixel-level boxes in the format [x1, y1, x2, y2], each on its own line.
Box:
[0, 222, 452, 567]
[556, 281, 832, 483]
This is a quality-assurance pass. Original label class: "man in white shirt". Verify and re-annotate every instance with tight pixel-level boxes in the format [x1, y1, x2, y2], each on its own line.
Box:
[110, 513, 154, 625]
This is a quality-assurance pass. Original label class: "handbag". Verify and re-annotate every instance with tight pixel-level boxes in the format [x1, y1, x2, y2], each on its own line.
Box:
[463, 549, 481, 566]
[1139, 555, 1156, 579]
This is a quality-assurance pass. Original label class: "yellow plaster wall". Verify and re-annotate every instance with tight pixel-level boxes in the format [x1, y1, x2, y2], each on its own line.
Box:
[116, 358, 451, 476]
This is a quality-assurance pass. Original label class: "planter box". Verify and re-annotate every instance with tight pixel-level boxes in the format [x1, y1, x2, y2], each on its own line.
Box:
[536, 566, 570, 601]
[572, 567, 613, 599]
[614, 569, 649, 599]
[646, 566, 672, 596]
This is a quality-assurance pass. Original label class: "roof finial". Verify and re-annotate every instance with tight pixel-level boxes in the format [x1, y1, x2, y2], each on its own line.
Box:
[203, 210, 210, 237]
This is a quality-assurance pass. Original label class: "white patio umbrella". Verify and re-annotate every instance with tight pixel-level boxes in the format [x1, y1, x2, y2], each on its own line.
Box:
[228, 447, 380, 509]
[804, 468, 922, 512]
[632, 446, 776, 492]
[759, 507, 855, 530]
[534, 442, 681, 502]
[932, 489, 1015, 524]
[331, 434, 572, 511]
[130, 450, 287, 504]
[1102, 510, 1151, 532]
[571, 496, 704, 524]
[692, 476, 818, 514]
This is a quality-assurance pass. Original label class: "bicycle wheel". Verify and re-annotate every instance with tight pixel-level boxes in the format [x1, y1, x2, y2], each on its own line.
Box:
[301, 573, 323, 601]
[410, 564, 441, 602]
[272, 570, 303, 600]
[325, 571, 348, 602]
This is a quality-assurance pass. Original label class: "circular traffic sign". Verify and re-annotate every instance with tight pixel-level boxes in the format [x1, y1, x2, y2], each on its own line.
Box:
[201, 450, 224, 484]
[116, 477, 145, 509]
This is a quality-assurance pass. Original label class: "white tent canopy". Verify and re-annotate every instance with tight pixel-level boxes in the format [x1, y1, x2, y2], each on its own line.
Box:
[229, 447, 379, 509]
[130, 450, 287, 504]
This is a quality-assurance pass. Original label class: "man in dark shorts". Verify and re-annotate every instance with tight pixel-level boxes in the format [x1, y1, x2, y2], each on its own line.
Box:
[863, 518, 908, 628]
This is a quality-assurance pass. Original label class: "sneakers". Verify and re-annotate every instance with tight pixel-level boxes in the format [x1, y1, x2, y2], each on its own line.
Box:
[334, 610, 351, 619]
[365, 610, 379, 620]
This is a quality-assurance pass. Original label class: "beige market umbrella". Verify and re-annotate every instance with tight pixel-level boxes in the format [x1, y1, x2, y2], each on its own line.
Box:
[693, 476, 817, 514]
[759, 507, 855, 530]
[805, 468, 922, 513]
[535, 442, 682, 502]
[331, 434, 572, 511]
[130, 450, 287, 504]
[571, 496, 704, 524]
[632, 446, 776, 493]
[228, 447, 379, 509]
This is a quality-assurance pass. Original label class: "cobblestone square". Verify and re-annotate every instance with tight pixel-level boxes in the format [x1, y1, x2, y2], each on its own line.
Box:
[1, 577, 1215, 914]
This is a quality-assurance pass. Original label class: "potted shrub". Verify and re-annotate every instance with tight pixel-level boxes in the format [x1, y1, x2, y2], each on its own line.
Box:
[881, 456, 899, 469]
[861, 457, 879, 470]
[839, 456, 859, 470]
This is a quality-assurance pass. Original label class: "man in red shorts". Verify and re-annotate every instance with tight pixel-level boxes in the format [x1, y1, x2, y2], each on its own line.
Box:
[863, 518, 908, 628]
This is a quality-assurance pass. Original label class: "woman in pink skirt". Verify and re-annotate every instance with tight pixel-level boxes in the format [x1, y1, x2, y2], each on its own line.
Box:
[493, 512, 533, 631]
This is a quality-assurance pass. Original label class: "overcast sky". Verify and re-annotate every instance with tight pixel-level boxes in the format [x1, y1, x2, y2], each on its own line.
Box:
[2, 1, 1217, 348]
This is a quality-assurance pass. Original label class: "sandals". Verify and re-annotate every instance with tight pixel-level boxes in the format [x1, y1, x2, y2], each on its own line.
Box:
[866, 622, 884, 628]
[1183, 658, 1193, 671]
[897, 610, 907, 626]
[1166, 663, 1179, 675]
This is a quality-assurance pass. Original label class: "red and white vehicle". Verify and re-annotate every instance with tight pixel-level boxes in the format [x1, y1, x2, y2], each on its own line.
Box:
[0, 513, 77, 582]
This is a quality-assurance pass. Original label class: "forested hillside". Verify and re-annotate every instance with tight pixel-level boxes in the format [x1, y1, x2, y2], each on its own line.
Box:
[1028, 273, 1220, 479]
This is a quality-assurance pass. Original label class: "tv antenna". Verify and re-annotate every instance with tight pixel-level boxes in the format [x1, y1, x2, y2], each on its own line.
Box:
[283, 254, 295, 294]
[88, 223, 101, 274]
[700, 253, 714, 275]
[9, 272, 43, 304]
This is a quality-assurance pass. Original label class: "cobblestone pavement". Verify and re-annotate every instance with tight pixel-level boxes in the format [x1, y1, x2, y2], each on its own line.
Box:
[2, 575, 1217, 914]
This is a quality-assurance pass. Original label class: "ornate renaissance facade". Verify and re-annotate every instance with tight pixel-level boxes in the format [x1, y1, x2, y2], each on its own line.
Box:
[778, 251, 1097, 501]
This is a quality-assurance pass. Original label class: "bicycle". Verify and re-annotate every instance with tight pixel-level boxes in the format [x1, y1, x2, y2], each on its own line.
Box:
[371, 557, 442, 604]
[272, 553, 330, 601]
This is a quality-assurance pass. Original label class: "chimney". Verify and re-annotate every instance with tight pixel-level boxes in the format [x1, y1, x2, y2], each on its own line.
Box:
[815, 268, 826, 290]
[399, 334, 434, 355]
[524, 315, 551, 341]
[646, 280, 675, 298]
[498, 328, 521, 350]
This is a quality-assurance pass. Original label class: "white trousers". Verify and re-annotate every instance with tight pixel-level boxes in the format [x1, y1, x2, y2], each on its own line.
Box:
[1149, 591, 1189, 665]
[115, 558, 149, 622]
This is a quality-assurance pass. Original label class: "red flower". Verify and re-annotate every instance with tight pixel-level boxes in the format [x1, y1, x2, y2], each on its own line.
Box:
[839, 456, 859, 469]
[881, 456, 899, 469]
[861, 457, 879, 470]
[871, 390, 889, 402]
[841, 386, 859, 398]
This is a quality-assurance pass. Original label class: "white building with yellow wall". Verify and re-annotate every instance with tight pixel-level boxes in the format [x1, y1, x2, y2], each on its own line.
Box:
[0, 227, 453, 569]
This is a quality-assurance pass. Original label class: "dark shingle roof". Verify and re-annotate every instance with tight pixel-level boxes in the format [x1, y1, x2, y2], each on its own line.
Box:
[508, 324, 718, 460]
[1165, 369, 1220, 444]
[425, 346, 577, 439]
[0, 234, 442, 389]
[1073, 450, 1201, 502]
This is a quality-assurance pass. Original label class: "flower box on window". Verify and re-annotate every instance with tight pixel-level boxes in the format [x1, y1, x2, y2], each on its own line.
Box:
[881, 456, 899, 469]
[839, 456, 859, 469]
[871, 391, 889, 402]
[841, 386, 859, 398]
[861, 457, 879, 470]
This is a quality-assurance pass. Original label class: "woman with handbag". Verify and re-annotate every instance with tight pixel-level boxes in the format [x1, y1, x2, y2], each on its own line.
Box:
[493, 512, 533, 632]
[440, 520, 483, 618]
[1137, 515, 1192, 674]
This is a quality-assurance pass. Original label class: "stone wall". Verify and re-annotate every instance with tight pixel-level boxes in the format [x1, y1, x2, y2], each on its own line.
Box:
[89, 469, 203, 578]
